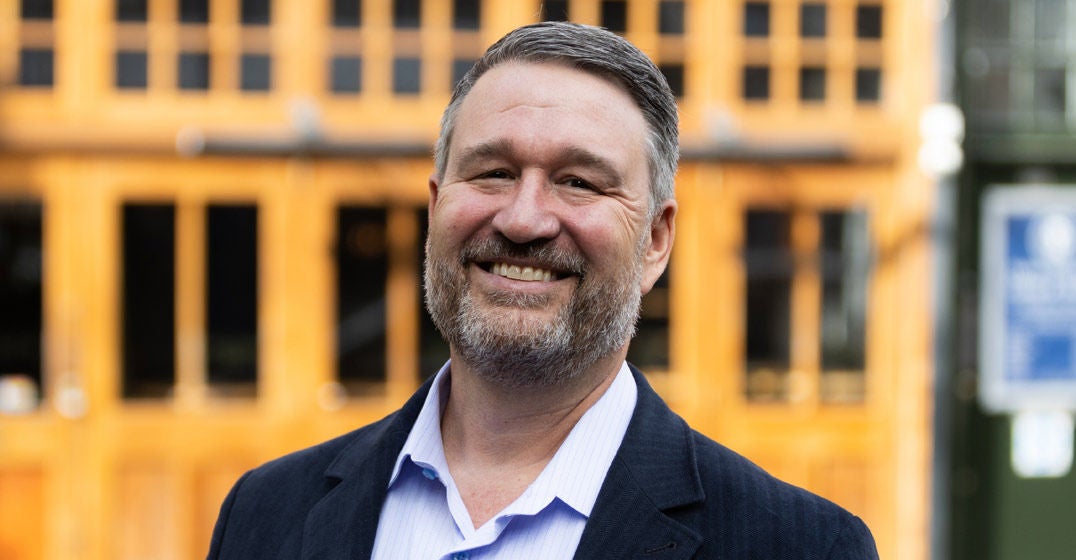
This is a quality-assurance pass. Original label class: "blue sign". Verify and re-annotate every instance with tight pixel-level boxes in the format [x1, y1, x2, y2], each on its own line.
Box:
[981, 187, 1076, 412]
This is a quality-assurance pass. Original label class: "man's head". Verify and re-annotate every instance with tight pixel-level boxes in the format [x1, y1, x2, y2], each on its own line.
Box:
[425, 23, 678, 387]
[435, 21, 679, 216]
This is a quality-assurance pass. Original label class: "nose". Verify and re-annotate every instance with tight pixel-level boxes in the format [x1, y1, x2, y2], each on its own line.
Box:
[490, 171, 561, 244]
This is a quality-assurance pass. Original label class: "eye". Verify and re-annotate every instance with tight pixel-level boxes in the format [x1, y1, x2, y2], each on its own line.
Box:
[563, 177, 597, 191]
[476, 169, 513, 180]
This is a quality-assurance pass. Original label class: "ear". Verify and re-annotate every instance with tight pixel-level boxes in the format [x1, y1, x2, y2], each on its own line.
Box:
[640, 199, 676, 295]
[427, 172, 440, 223]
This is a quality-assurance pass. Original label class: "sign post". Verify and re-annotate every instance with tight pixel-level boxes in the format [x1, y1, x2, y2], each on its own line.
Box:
[981, 186, 1076, 477]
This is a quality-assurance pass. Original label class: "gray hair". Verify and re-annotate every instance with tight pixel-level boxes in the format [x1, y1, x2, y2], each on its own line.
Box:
[433, 21, 679, 213]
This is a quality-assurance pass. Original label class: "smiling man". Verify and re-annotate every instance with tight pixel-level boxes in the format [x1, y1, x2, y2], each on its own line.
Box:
[207, 22, 879, 560]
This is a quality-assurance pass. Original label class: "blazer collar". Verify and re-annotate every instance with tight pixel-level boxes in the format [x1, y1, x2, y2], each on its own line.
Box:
[300, 365, 705, 560]
[573, 365, 705, 559]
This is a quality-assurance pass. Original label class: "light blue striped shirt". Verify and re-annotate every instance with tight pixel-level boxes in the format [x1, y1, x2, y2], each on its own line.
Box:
[370, 361, 638, 560]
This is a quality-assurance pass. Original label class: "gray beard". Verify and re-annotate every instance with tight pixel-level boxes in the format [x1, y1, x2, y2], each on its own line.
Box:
[424, 236, 643, 387]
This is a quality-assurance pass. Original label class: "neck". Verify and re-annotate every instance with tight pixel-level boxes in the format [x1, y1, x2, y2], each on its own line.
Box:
[438, 348, 625, 528]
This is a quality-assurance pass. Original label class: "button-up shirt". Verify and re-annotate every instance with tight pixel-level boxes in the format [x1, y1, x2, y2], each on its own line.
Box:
[370, 361, 638, 560]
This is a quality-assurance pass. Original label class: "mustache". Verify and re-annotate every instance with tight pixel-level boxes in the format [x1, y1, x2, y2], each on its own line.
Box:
[459, 235, 586, 276]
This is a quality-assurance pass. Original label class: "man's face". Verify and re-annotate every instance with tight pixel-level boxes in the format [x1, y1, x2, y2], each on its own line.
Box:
[425, 61, 674, 386]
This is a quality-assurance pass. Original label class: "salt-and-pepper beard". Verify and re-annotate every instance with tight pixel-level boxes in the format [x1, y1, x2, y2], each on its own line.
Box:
[424, 234, 644, 387]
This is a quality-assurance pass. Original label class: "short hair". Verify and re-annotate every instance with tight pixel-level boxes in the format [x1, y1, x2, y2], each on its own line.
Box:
[434, 21, 679, 213]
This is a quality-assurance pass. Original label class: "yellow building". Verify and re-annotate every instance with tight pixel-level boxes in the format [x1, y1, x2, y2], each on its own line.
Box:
[0, 1, 937, 558]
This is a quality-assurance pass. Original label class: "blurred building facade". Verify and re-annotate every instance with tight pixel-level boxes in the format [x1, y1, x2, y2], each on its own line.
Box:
[0, 1, 937, 559]
[947, 0, 1076, 558]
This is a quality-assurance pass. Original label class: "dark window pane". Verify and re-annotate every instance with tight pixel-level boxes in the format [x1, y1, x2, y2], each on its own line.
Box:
[745, 210, 792, 402]
[122, 204, 176, 399]
[659, 63, 684, 98]
[543, 0, 569, 22]
[393, 57, 421, 94]
[659, 1, 684, 35]
[801, 3, 826, 37]
[800, 66, 826, 101]
[967, 0, 1008, 41]
[178, 52, 209, 90]
[454, 0, 480, 30]
[394, 0, 420, 28]
[18, 49, 53, 87]
[1035, 0, 1066, 41]
[452, 58, 474, 89]
[333, 0, 361, 27]
[116, 51, 148, 90]
[116, 0, 147, 21]
[179, 0, 209, 23]
[743, 65, 769, 100]
[627, 265, 670, 369]
[601, 0, 627, 33]
[337, 207, 388, 388]
[745, 2, 770, 36]
[0, 201, 43, 408]
[1035, 67, 1066, 121]
[240, 54, 271, 91]
[855, 67, 881, 102]
[418, 210, 449, 380]
[206, 205, 258, 393]
[856, 5, 882, 39]
[819, 210, 870, 403]
[966, 65, 1010, 117]
[241, 0, 270, 25]
[20, 0, 52, 19]
[331, 55, 362, 93]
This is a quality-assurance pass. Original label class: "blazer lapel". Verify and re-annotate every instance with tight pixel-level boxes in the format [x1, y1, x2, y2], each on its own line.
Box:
[574, 367, 705, 559]
[300, 380, 433, 560]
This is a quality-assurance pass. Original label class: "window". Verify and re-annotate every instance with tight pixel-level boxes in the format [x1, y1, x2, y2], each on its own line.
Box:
[240, 54, 271, 91]
[800, 67, 826, 101]
[122, 204, 176, 399]
[393, 57, 421, 94]
[20, 0, 52, 19]
[116, 0, 147, 22]
[744, 2, 770, 37]
[206, 205, 258, 394]
[801, 3, 826, 37]
[453, 0, 480, 30]
[659, 1, 685, 35]
[856, 67, 881, 102]
[452, 59, 474, 89]
[819, 210, 870, 403]
[179, 0, 209, 23]
[744, 210, 792, 401]
[116, 51, 148, 90]
[627, 265, 671, 370]
[0, 201, 43, 407]
[856, 5, 882, 39]
[542, 0, 570, 22]
[331, 56, 362, 93]
[743, 65, 770, 100]
[178, 52, 210, 90]
[660, 63, 684, 98]
[241, 0, 271, 25]
[394, 0, 421, 28]
[601, 1, 627, 33]
[333, 0, 361, 27]
[337, 207, 388, 389]
[18, 48, 53, 87]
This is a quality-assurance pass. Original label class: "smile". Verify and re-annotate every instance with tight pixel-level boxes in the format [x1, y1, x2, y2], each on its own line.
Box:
[490, 262, 556, 282]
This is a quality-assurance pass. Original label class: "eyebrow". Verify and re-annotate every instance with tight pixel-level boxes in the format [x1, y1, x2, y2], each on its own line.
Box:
[451, 140, 624, 185]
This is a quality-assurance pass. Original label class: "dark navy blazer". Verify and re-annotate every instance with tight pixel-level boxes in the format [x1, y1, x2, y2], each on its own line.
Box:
[207, 366, 879, 559]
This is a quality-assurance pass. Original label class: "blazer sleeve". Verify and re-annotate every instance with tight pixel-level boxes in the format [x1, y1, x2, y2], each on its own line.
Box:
[826, 514, 880, 560]
[205, 470, 252, 560]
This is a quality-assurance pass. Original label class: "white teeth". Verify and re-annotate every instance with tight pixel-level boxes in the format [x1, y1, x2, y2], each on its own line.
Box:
[491, 262, 555, 282]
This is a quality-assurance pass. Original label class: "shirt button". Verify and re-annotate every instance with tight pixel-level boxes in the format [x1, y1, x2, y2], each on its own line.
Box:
[421, 467, 438, 480]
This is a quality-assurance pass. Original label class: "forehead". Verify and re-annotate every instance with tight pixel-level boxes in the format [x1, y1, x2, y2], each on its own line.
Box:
[449, 61, 649, 169]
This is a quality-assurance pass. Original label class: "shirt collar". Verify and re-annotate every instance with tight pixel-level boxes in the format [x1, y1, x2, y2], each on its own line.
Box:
[388, 360, 638, 519]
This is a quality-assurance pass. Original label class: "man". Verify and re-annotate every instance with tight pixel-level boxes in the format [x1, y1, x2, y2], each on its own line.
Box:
[207, 22, 879, 559]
